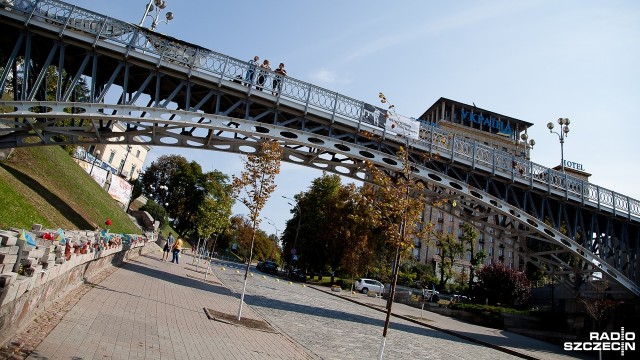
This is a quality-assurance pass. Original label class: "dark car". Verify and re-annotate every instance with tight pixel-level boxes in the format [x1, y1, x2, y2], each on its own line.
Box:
[288, 269, 306, 282]
[257, 260, 278, 275]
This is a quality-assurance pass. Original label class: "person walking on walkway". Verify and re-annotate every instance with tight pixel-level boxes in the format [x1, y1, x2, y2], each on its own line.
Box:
[171, 237, 183, 264]
[162, 233, 174, 261]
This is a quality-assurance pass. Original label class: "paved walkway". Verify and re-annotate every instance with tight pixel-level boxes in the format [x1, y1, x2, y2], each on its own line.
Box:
[27, 250, 312, 360]
[25, 250, 596, 359]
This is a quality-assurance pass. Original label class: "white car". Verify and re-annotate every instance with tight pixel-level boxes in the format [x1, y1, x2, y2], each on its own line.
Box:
[354, 278, 384, 294]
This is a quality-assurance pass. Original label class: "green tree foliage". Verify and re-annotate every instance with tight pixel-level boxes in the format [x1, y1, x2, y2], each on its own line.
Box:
[433, 231, 464, 288]
[140, 199, 168, 228]
[141, 154, 233, 238]
[460, 223, 486, 293]
[281, 174, 349, 276]
[474, 262, 532, 306]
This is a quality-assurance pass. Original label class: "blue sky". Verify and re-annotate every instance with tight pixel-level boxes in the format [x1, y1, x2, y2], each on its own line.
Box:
[69, 0, 640, 235]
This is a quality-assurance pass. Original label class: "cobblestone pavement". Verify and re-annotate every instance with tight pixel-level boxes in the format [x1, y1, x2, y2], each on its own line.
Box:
[25, 251, 312, 360]
[210, 258, 592, 360]
[13, 251, 597, 360]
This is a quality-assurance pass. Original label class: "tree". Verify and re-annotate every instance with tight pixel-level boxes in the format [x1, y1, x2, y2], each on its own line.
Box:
[141, 155, 232, 238]
[460, 223, 485, 293]
[194, 169, 234, 240]
[281, 173, 348, 278]
[339, 183, 378, 285]
[231, 139, 282, 320]
[140, 199, 168, 228]
[474, 262, 531, 306]
[226, 215, 281, 263]
[362, 144, 429, 358]
[432, 231, 463, 289]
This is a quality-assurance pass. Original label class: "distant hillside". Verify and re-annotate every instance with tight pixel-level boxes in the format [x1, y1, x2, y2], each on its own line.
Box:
[0, 146, 139, 234]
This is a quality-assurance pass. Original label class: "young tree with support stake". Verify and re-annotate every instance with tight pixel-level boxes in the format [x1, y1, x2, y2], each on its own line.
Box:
[231, 140, 282, 320]
[362, 93, 435, 359]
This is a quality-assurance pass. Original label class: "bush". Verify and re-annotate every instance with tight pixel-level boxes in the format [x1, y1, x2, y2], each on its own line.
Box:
[141, 200, 168, 227]
[473, 262, 531, 306]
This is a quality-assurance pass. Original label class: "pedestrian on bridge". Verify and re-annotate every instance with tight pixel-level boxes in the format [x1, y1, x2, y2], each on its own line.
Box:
[256, 59, 271, 91]
[272, 62, 287, 96]
[245, 55, 259, 86]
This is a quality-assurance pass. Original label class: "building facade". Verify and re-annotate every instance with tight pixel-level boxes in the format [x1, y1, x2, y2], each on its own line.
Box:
[84, 122, 151, 181]
[413, 98, 537, 280]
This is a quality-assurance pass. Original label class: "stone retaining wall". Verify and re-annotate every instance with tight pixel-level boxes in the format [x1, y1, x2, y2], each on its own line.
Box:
[0, 227, 159, 346]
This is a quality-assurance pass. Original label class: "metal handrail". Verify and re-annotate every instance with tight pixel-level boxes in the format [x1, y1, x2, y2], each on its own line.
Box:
[2, 0, 638, 219]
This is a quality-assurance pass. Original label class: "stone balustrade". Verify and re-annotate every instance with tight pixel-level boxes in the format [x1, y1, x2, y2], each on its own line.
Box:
[0, 224, 158, 346]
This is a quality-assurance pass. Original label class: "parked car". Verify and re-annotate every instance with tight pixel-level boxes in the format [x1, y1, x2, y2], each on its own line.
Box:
[422, 289, 440, 302]
[257, 260, 278, 275]
[288, 268, 306, 282]
[354, 278, 384, 294]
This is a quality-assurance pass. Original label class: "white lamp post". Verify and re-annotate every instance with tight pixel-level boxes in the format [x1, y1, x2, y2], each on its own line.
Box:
[547, 118, 570, 172]
[139, 0, 174, 31]
[519, 133, 535, 160]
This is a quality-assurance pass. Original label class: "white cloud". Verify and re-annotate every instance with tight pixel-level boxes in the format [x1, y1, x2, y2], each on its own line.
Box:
[308, 69, 338, 84]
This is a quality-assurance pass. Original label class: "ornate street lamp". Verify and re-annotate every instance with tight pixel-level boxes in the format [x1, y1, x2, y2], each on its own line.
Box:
[518, 132, 535, 160]
[547, 118, 570, 172]
[139, 0, 174, 31]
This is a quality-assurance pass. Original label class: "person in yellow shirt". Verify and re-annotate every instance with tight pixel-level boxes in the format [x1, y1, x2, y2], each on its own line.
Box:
[171, 237, 183, 264]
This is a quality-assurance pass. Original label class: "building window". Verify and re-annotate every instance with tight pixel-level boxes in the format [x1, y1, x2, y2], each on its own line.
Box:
[435, 248, 440, 255]
[457, 228, 463, 237]
[488, 247, 493, 255]
[477, 244, 483, 251]
[466, 253, 471, 261]
[487, 258, 493, 265]
[130, 164, 137, 178]
[509, 250, 513, 258]
[136, 149, 141, 158]
[489, 236, 494, 243]
[509, 262, 514, 269]
[437, 211, 443, 221]
[119, 159, 125, 173]
[447, 226, 453, 234]
[498, 247, 504, 257]
[108, 150, 115, 163]
[448, 215, 454, 222]
[436, 224, 443, 232]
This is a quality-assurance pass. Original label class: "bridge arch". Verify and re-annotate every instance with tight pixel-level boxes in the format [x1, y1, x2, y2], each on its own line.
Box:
[0, 0, 638, 297]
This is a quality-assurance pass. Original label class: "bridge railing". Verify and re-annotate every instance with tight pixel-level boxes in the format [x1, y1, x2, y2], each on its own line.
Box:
[3, 0, 639, 220]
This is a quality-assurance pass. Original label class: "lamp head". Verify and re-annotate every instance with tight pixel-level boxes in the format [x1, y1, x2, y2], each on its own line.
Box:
[563, 126, 570, 134]
[520, 133, 528, 141]
[547, 122, 554, 130]
[165, 11, 174, 21]
[529, 139, 535, 147]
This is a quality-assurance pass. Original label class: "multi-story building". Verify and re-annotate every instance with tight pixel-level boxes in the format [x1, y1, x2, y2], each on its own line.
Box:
[83, 122, 151, 181]
[413, 98, 537, 279]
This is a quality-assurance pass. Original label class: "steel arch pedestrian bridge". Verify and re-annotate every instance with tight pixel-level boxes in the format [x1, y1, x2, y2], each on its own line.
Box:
[1, 0, 639, 297]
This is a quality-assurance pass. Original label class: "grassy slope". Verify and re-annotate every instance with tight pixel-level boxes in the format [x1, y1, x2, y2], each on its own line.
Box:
[0, 146, 139, 234]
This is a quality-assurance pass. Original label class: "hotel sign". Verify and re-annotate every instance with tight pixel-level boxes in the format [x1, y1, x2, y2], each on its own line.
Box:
[564, 160, 585, 172]
[460, 108, 513, 135]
